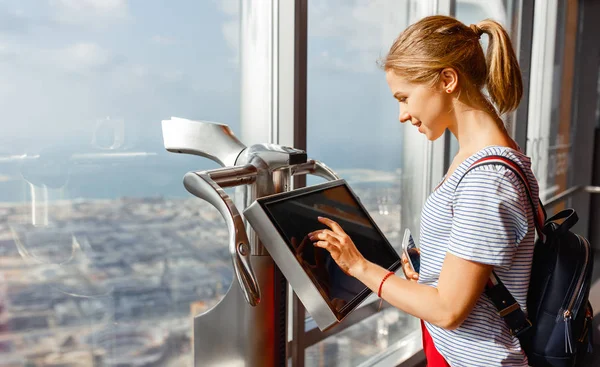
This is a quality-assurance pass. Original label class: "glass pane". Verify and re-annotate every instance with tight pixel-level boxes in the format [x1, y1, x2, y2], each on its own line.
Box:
[0, 1, 240, 365]
[456, 0, 510, 30]
[305, 308, 419, 366]
[304, 0, 429, 356]
[451, 1, 511, 160]
[527, 0, 578, 207]
[307, 0, 427, 257]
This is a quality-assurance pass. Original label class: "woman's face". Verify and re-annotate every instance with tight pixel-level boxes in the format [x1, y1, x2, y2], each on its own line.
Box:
[385, 70, 453, 141]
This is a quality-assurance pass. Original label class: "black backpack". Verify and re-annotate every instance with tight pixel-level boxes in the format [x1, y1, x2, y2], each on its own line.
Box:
[461, 155, 594, 367]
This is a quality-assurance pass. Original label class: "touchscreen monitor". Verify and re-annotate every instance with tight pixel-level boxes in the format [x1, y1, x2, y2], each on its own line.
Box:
[243, 179, 400, 330]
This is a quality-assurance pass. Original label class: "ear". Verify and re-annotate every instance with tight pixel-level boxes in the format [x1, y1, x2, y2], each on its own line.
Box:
[439, 68, 459, 94]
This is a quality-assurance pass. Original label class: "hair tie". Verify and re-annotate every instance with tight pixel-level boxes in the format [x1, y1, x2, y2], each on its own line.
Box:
[469, 24, 483, 38]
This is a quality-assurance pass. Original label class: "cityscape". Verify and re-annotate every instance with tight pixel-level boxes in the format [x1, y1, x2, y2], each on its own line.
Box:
[0, 181, 414, 366]
[0, 0, 532, 366]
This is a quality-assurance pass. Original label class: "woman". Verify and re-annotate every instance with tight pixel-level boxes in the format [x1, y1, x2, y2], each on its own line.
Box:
[308, 15, 539, 367]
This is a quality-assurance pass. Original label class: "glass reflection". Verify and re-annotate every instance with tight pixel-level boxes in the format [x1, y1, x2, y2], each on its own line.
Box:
[0, 0, 240, 365]
[304, 0, 428, 360]
[305, 308, 419, 366]
[526, 0, 576, 208]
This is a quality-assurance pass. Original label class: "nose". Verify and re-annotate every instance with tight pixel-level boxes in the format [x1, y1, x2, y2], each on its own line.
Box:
[399, 107, 411, 124]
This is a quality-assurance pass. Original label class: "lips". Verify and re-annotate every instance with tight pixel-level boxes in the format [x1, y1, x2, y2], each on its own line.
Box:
[412, 121, 424, 133]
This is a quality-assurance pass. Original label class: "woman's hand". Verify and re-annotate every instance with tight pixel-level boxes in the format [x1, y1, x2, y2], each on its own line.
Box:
[401, 251, 420, 282]
[308, 216, 368, 277]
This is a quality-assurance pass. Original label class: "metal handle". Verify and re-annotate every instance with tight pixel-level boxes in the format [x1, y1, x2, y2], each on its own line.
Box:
[292, 159, 340, 181]
[162, 117, 246, 167]
[183, 168, 261, 306]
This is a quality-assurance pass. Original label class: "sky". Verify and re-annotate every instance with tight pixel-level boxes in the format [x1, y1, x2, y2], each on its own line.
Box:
[0, 0, 506, 201]
[0, 0, 240, 148]
[0, 0, 242, 200]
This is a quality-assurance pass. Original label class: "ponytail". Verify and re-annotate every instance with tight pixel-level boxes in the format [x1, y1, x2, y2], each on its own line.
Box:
[477, 19, 523, 115]
[384, 16, 523, 116]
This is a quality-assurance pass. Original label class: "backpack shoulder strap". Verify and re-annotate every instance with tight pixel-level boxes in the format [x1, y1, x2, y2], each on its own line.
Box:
[458, 155, 546, 236]
[456, 154, 542, 337]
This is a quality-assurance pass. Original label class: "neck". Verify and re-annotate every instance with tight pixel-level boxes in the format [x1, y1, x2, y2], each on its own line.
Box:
[447, 97, 514, 156]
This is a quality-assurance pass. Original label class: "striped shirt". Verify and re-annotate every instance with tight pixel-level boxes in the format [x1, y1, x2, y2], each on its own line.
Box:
[418, 146, 538, 367]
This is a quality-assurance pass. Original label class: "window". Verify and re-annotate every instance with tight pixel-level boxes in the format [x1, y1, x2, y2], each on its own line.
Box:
[307, 0, 429, 254]
[451, 0, 511, 160]
[0, 1, 240, 365]
[455, 0, 509, 30]
[305, 308, 418, 366]
[527, 0, 579, 211]
[304, 0, 432, 364]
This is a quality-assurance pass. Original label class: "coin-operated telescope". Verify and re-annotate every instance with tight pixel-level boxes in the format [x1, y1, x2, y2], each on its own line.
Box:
[162, 117, 343, 366]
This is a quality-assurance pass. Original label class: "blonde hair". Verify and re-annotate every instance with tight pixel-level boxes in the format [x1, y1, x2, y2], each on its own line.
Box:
[383, 15, 522, 116]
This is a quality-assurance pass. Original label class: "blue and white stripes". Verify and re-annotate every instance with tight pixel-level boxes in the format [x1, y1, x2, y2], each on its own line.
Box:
[418, 146, 538, 366]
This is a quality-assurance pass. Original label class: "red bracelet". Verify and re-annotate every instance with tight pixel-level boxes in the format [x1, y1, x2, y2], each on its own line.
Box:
[377, 271, 395, 298]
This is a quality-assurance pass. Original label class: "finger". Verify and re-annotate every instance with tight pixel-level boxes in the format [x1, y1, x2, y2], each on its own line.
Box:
[402, 264, 413, 276]
[310, 230, 341, 242]
[313, 240, 331, 249]
[403, 262, 416, 273]
[321, 229, 343, 240]
[406, 271, 419, 281]
[307, 229, 324, 239]
[308, 229, 341, 240]
[402, 263, 417, 278]
[313, 240, 341, 255]
[317, 217, 345, 235]
[310, 230, 341, 244]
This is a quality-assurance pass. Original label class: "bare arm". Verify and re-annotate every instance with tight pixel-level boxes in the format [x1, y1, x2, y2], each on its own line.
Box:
[352, 254, 491, 329]
[310, 217, 492, 330]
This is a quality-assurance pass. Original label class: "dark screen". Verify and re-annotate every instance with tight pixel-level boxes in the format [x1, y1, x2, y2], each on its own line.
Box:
[406, 235, 421, 273]
[263, 184, 400, 316]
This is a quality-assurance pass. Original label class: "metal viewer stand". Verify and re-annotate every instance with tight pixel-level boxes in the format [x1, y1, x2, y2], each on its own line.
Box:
[162, 117, 340, 366]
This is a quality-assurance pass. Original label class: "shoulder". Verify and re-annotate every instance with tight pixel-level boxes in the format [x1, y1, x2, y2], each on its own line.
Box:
[452, 146, 533, 199]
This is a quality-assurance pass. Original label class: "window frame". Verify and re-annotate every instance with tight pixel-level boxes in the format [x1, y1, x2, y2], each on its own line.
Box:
[282, 1, 441, 366]
[260, 0, 550, 366]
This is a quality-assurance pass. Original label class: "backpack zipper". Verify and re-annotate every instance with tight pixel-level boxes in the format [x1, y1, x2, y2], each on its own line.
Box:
[578, 304, 593, 343]
[563, 234, 591, 319]
[562, 234, 590, 353]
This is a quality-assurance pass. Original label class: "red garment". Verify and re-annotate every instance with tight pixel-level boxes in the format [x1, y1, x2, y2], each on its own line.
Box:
[421, 320, 451, 367]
